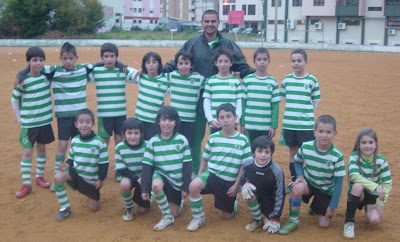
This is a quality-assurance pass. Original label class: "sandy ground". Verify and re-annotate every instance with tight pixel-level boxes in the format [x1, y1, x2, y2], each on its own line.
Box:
[0, 46, 399, 241]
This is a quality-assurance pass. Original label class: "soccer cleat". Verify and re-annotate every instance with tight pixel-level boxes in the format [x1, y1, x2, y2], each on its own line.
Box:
[115, 173, 122, 182]
[36, 177, 51, 188]
[122, 207, 134, 221]
[15, 185, 32, 198]
[187, 217, 206, 232]
[245, 219, 263, 231]
[153, 216, 174, 231]
[279, 221, 298, 235]
[56, 207, 71, 221]
[344, 222, 355, 239]
[233, 195, 238, 214]
[285, 182, 295, 194]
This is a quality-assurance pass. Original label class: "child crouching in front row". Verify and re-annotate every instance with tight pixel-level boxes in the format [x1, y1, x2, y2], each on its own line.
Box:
[141, 106, 192, 231]
[241, 135, 285, 234]
[53, 109, 109, 221]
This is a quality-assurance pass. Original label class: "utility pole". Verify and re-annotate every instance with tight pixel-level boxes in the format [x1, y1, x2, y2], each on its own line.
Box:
[274, 0, 278, 42]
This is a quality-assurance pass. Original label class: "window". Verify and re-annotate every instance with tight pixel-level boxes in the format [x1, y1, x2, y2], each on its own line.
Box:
[150, 20, 153, 24]
[271, 0, 282, 7]
[267, 20, 284, 24]
[155, 20, 158, 24]
[242, 5, 246, 15]
[138, 20, 142, 23]
[292, 0, 302, 7]
[231, 5, 236, 11]
[150, 10, 153, 14]
[341, 17, 361, 25]
[313, 0, 324, 6]
[223, 5, 230, 15]
[368, 7, 382, 11]
[133, 8, 137, 13]
[138, 8, 142, 13]
[248, 5, 255, 15]
[133, 20, 137, 23]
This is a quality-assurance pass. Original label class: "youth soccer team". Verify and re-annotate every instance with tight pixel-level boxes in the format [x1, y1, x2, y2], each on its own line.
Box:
[11, 42, 392, 239]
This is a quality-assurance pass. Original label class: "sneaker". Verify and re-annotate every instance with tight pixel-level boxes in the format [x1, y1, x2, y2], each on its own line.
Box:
[187, 217, 206, 232]
[153, 216, 174, 231]
[245, 219, 263, 231]
[36, 177, 51, 188]
[122, 207, 134, 221]
[279, 221, 298, 235]
[115, 173, 122, 182]
[233, 195, 238, 214]
[15, 185, 32, 198]
[49, 183, 55, 192]
[308, 206, 315, 215]
[344, 222, 355, 239]
[285, 182, 295, 194]
[56, 207, 71, 221]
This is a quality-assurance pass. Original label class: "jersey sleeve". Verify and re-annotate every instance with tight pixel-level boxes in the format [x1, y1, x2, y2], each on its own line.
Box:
[182, 138, 192, 163]
[203, 79, 211, 99]
[200, 76, 207, 89]
[280, 78, 287, 98]
[271, 79, 281, 103]
[294, 145, 304, 164]
[142, 140, 155, 166]
[334, 154, 346, 178]
[241, 137, 252, 165]
[114, 144, 127, 171]
[202, 138, 212, 161]
[311, 77, 321, 101]
[99, 139, 109, 164]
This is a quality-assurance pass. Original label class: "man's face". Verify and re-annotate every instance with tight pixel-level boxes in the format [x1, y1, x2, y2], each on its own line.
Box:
[201, 14, 219, 36]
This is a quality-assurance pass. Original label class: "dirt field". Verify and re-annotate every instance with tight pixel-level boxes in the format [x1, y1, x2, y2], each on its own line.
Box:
[0, 46, 399, 241]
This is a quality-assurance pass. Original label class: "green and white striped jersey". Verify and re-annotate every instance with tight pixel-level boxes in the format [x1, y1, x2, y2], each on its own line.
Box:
[92, 66, 137, 117]
[203, 75, 243, 121]
[295, 140, 345, 195]
[348, 152, 392, 189]
[68, 135, 109, 185]
[43, 64, 93, 117]
[115, 140, 147, 174]
[142, 133, 191, 191]
[11, 74, 53, 128]
[242, 74, 281, 131]
[168, 70, 206, 122]
[280, 73, 320, 130]
[203, 131, 252, 182]
[135, 73, 169, 123]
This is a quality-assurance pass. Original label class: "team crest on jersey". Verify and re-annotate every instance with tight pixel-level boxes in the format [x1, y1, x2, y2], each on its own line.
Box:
[70, 72, 74, 75]
[117, 73, 121, 78]
[90, 147, 96, 153]
[158, 83, 161, 88]
[230, 83, 234, 87]
[326, 160, 333, 167]
[235, 144, 241, 150]
[43, 78, 49, 85]
[175, 144, 181, 151]
[190, 79, 194, 84]
[304, 84, 310, 90]
[266, 84, 272, 91]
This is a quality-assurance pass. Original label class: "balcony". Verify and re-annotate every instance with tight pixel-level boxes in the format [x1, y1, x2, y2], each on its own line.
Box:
[336, 1, 359, 16]
[385, 1, 400, 16]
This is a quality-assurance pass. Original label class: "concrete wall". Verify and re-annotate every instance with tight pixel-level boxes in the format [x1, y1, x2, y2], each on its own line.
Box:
[0, 39, 398, 53]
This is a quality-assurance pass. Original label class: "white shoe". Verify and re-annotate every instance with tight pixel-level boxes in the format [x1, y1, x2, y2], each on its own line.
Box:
[153, 216, 174, 231]
[187, 217, 206, 232]
[344, 222, 355, 239]
[49, 183, 55, 192]
[122, 207, 134, 221]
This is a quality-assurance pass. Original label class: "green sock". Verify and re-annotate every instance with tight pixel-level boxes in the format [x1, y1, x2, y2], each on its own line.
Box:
[245, 199, 262, 221]
[36, 154, 46, 177]
[54, 184, 70, 209]
[190, 196, 205, 219]
[55, 155, 65, 175]
[120, 190, 133, 209]
[21, 159, 32, 186]
[155, 192, 171, 217]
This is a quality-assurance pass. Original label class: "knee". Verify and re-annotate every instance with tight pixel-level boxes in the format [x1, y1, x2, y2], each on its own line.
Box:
[222, 212, 234, 220]
[137, 206, 149, 215]
[351, 183, 364, 195]
[368, 214, 381, 225]
[318, 220, 331, 228]
[152, 181, 163, 194]
[291, 183, 305, 197]
[88, 201, 99, 212]
[120, 179, 131, 192]
[54, 173, 65, 185]
[189, 180, 202, 194]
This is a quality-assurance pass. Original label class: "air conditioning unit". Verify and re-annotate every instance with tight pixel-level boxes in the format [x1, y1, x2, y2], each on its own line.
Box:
[388, 29, 396, 35]
[286, 19, 296, 30]
[338, 23, 346, 30]
[314, 22, 323, 30]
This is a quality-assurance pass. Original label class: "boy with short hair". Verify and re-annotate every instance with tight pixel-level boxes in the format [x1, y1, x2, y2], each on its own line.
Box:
[280, 49, 321, 193]
[241, 135, 285, 234]
[203, 48, 243, 133]
[241, 48, 280, 143]
[11, 47, 55, 198]
[53, 108, 109, 221]
[115, 117, 149, 221]
[187, 103, 252, 232]
[279, 115, 345, 234]
[141, 106, 192, 231]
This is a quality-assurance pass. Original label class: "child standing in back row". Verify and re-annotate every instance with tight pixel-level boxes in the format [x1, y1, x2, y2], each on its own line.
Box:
[279, 115, 345, 235]
[134, 52, 170, 140]
[343, 128, 392, 239]
[280, 49, 321, 193]
[11, 47, 55, 198]
[168, 51, 207, 175]
[241, 48, 280, 143]
[203, 48, 243, 134]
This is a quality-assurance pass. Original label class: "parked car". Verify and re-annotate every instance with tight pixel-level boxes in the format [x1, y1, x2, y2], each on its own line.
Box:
[220, 28, 229, 33]
[228, 27, 243, 34]
[241, 28, 258, 34]
[123, 26, 131, 31]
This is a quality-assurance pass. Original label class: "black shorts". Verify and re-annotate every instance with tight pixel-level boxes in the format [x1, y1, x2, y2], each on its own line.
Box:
[98, 116, 126, 138]
[68, 167, 100, 201]
[255, 190, 275, 218]
[283, 129, 315, 147]
[247, 130, 269, 143]
[158, 174, 182, 206]
[19, 124, 55, 149]
[302, 181, 332, 216]
[179, 121, 195, 147]
[201, 172, 236, 213]
[358, 191, 379, 210]
[142, 121, 158, 141]
[57, 117, 79, 140]
[129, 179, 151, 208]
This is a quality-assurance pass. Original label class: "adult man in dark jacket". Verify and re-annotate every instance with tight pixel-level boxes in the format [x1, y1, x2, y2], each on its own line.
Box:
[164, 10, 255, 175]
